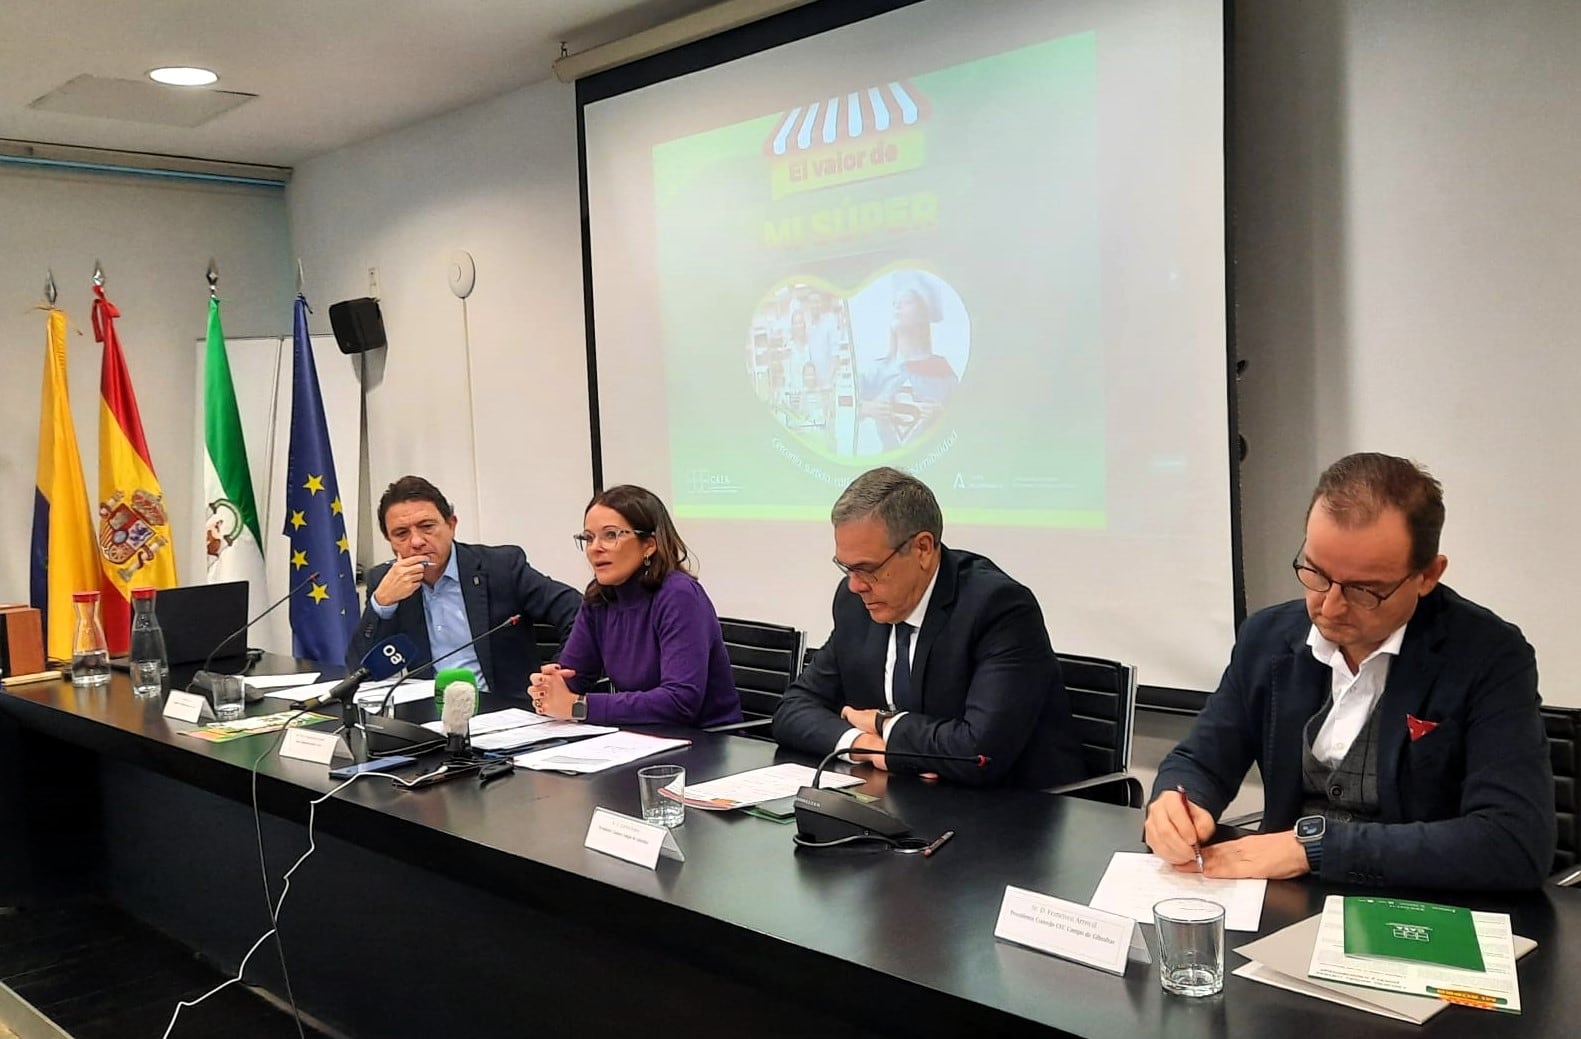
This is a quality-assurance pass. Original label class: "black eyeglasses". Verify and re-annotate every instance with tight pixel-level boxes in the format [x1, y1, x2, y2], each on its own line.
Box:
[1291, 547, 1416, 611]
[833, 532, 919, 580]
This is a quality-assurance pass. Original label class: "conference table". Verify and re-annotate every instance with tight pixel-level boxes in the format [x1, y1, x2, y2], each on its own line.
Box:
[3, 668, 1578, 1039]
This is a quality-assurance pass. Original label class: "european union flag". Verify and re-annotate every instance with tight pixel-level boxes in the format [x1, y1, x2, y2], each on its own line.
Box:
[283, 294, 357, 663]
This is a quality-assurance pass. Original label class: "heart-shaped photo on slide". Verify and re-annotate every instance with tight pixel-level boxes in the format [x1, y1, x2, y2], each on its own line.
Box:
[744, 268, 970, 460]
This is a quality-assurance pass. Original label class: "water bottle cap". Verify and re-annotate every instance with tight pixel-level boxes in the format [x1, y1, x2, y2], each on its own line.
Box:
[71, 590, 101, 602]
[131, 587, 157, 600]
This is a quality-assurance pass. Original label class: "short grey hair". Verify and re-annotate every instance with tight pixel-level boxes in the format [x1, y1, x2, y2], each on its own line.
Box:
[831, 467, 943, 544]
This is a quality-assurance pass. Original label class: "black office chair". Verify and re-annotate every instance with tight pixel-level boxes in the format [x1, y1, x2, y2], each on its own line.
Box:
[704, 618, 805, 741]
[1045, 653, 1144, 808]
[1546, 705, 1579, 885]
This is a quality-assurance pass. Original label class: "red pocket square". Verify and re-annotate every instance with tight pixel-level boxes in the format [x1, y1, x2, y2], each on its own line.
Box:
[1406, 714, 1439, 741]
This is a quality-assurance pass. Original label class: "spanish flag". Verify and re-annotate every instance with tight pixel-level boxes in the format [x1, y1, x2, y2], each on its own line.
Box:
[29, 307, 99, 663]
[93, 284, 178, 655]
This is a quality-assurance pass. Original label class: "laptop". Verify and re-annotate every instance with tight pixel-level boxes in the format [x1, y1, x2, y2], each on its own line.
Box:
[111, 581, 251, 680]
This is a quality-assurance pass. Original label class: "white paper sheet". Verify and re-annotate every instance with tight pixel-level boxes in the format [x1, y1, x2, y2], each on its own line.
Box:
[420, 709, 616, 750]
[244, 672, 322, 691]
[353, 678, 436, 706]
[1088, 851, 1267, 932]
[514, 731, 689, 774]
[679, 763, 864, 810]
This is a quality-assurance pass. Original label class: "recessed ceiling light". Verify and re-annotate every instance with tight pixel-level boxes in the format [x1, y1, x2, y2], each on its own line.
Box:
[148, 67, 219, 87]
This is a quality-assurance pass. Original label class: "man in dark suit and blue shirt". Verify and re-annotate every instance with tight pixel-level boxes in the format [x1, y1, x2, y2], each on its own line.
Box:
[347, 476, 580, 705]
[772, 467, 1085, 788]
[1147, 453, 1554, 889]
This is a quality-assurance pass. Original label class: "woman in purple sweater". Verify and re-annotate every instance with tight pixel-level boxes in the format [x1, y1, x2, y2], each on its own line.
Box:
[527, 485, 742, 728]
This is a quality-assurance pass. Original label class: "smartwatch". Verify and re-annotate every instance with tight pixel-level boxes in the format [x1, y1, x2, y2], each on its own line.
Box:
[571, 695, 588, 722]
[1294, 814, 1325, 873]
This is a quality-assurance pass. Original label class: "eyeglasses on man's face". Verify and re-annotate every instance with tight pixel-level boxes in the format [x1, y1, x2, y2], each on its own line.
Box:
[573, 528, 651, 552]
[833, 532, 920, 581]
[1291, 548, 1416, 611]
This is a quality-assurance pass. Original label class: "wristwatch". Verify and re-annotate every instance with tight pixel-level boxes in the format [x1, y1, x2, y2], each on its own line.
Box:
[873, 708, 899, 735]
[1295, 814, 1325, 873]
[571, 695, 588, 722]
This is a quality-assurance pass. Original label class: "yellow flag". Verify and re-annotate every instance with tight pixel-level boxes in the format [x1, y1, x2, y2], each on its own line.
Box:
[30, 308, 100, 663]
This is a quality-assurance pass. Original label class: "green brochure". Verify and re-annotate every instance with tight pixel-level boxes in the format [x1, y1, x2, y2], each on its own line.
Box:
[1342, 897, 1486, 972]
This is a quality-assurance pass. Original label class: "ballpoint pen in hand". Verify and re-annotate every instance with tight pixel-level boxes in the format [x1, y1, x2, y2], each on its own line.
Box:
[1177, 785, 1204, 872]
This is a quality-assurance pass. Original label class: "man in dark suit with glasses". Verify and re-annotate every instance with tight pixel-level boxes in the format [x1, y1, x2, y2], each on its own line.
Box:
[771, 467, 1085, 788]
[1147, 452, 1554, 889]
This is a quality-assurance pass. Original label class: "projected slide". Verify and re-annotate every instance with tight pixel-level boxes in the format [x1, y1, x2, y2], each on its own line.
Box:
[652, 32, 1103, 525]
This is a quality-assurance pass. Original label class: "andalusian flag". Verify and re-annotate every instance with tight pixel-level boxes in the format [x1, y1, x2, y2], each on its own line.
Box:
[30, 307, 100, 663]
[283, 293, 357, 663]
[93, 284, 178, 655]
[201, 296, 268, 616]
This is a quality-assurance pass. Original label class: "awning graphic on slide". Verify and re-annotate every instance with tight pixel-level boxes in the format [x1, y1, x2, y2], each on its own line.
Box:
[764, 81, 931, 156]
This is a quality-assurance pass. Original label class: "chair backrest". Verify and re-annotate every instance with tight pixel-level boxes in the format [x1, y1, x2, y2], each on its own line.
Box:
[718, 617, 804, 719]
[1545, 706, 1579, 873]
[1057, 653, 1138, 780]
[533, 622, 563, 665]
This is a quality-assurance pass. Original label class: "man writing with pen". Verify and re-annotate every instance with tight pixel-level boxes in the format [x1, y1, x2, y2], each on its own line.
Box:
[346, 476, 581, 706]
[1145, 453, 1554, 890]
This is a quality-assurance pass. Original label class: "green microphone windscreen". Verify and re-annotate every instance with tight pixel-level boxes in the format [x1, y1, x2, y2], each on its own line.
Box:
[434, 667, 477, 692]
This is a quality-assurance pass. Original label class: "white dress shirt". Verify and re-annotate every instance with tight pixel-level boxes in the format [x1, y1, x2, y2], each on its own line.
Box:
[833, 566, 941, 754]
[1305, 622, 1408, 766]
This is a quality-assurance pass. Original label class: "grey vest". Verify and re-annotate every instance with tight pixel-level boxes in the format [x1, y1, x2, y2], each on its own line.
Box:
[1300, 696, 1384, 822]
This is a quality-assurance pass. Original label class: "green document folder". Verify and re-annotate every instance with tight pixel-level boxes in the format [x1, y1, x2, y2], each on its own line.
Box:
[1342, 897, 1486, 972]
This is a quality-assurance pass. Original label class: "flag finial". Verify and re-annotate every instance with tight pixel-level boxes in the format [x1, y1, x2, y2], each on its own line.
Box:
[45, 269, 57, 305]
[93, 260, 104, 288]
[207, 259, 219, 299]
[295, 259, 304, 295]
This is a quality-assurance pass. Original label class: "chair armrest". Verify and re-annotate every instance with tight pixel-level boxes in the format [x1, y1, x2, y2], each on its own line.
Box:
[1048, 772, 1144, 809]
[702, 717, 774, 735]
[1550, 864, 1581, 888]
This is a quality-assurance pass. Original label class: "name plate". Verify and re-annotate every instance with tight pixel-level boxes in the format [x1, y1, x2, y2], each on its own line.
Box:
[994, 886, 1149, 976]
[280, 728, 352, 765]
[163, 691, 214, 724]
[584, 807, 684, 870]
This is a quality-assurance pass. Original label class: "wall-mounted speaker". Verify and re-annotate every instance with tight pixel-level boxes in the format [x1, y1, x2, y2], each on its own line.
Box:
[328, 297, 387, 355]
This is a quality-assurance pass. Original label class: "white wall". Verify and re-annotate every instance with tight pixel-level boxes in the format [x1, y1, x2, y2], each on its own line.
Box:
[0, 166, 290, 607]
[284, 1, 1581, 703]
[1235, 0, 1581, 704]
[287, 78, 595, 593]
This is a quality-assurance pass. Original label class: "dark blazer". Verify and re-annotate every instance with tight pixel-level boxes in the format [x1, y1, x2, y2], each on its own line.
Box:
[347, 542, 580, 705]
[1153, 585, 1555, 890]
[772, 546, 1086, 788]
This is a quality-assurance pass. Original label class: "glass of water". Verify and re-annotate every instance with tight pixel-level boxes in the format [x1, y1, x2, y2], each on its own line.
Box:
[130, 659, 164, 698]
[638, 764, 685, 828]
[1153, 897, 1225, 996]
[212, 675, 247, 722]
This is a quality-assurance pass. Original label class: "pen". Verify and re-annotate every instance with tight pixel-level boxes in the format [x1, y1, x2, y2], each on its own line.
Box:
[1177, 785, 1204, 872]
[922, 830, 955, 858]
[2, 670, 64, 688]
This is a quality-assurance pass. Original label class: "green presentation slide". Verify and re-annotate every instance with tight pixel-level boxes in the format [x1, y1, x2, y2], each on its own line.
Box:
[651, 31, 1104, 525]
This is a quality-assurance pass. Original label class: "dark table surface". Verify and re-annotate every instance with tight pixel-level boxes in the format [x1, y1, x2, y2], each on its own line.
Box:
[4, 668, 1579, 1039]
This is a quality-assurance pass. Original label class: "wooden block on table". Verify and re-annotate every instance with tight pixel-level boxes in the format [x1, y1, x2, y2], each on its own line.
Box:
[0, 606, 46, 679]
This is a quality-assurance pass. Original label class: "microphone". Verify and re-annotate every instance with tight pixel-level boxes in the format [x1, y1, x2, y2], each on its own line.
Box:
[189, 571, 319, 698]
[794, 747, 989, 845]
[436, 669, 478, 759]
[366, 612, 523, 715]
[290, 634, 417, 711]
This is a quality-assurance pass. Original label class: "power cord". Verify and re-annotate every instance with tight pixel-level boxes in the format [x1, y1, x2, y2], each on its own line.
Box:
[159, 711, 402, 1038]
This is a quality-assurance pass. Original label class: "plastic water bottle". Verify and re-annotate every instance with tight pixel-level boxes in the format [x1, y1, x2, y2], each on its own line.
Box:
[70, 590, 111, 688]
[128, 587, 168, 697]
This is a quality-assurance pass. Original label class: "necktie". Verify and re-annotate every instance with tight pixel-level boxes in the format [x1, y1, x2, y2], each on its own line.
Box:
[892, 622, 915, 710]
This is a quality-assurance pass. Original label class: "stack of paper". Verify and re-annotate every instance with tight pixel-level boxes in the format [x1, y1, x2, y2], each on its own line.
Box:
[678, 763, 864, 810]
[514, 731, 689, 774]
[419, 707, 615, 751]
[1234, 896, 1534, 1023]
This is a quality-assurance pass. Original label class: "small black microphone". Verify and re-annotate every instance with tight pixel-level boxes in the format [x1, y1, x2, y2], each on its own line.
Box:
[189, 571, 319, 697]
[290, 634, 417, 711]
[365, 613, 523, 716]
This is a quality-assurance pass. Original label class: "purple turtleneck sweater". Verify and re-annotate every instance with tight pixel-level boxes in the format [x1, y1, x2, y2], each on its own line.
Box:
[556, 570, 742, 728]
